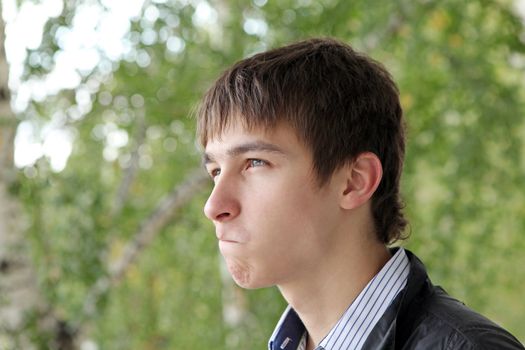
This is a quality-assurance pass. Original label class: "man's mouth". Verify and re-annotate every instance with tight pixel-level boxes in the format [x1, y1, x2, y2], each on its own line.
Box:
[218, 237, 239, 243]
[216, 231, 239, 243]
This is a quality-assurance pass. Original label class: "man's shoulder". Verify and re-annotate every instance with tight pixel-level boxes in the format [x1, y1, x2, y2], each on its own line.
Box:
[402, 283, 524, 349]
[395, 250, 524, 349]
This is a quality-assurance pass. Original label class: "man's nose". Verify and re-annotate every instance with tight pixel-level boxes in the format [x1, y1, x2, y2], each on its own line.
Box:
[203, 177, 241, 222]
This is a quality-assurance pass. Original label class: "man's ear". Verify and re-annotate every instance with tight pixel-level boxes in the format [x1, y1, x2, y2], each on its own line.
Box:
[340, 152, 383, 210]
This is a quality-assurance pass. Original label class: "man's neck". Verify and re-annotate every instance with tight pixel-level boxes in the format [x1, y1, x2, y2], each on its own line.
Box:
[306, 333, 315, 350]
[277, 238, 392, 347]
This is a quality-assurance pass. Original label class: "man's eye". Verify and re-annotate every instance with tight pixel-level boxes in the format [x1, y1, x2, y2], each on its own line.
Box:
[248, 159, 267, 168]
[210, 168, 221, 178]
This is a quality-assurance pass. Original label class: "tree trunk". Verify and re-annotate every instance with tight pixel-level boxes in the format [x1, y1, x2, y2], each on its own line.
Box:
[0, 6, 49, 349]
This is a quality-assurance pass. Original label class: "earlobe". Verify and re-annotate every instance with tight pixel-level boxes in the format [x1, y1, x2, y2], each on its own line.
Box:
[340, 152, 383, 210]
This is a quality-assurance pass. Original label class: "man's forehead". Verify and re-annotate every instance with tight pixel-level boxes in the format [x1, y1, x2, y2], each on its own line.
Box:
[205, 119, 275, 143]
[203, 122, 301, 163]
[205, 120, 281, 149]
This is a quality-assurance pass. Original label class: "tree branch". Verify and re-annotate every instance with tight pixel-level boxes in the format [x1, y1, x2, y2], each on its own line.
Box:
[81, 167, 209, 319]
[110, 113, 146, 217]
[0, 8, 16, 182]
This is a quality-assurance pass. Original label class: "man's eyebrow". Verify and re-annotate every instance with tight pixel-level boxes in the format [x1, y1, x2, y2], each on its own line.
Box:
[203, 141, 287, 165]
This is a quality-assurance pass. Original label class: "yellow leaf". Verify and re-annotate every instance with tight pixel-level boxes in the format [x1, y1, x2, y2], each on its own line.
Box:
[429, 10, 450, 31]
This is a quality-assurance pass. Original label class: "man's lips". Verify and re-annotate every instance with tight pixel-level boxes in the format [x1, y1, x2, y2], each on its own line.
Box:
[218, 238, 239, 243]
[216, 231, 240, 243]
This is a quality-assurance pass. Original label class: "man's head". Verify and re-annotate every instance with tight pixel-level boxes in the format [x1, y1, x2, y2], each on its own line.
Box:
[198, 38, 407, 245]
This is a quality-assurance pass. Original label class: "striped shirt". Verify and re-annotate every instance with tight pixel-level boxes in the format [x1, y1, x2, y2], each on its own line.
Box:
[268, 248, 410, 350]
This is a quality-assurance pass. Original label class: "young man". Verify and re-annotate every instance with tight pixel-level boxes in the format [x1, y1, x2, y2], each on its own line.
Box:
[197, 38, 524, 349]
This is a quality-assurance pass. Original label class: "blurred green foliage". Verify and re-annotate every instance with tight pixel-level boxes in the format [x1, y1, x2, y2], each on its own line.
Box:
[11, 0, 525, 347]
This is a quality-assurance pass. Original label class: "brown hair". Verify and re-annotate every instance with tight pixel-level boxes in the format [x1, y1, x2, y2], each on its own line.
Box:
[197, 37, 407, 244]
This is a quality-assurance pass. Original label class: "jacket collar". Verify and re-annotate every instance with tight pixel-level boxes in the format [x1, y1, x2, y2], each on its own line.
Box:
[361, 248, 430, 350]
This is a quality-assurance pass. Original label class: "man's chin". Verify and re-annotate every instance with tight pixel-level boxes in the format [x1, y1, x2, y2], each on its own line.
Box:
[226, 260, 271, 289]
[232, 278, 270, 290]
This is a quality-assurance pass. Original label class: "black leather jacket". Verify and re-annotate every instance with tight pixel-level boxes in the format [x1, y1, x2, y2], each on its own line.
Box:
[362, 250, 524, 349]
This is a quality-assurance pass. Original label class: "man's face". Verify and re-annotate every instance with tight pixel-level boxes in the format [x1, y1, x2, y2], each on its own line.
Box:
[203, 121, 344, 289]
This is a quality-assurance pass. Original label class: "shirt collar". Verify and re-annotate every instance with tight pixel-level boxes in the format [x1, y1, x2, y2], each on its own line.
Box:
[268, 305, 306, 350]
[268, 248, 410, 350]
